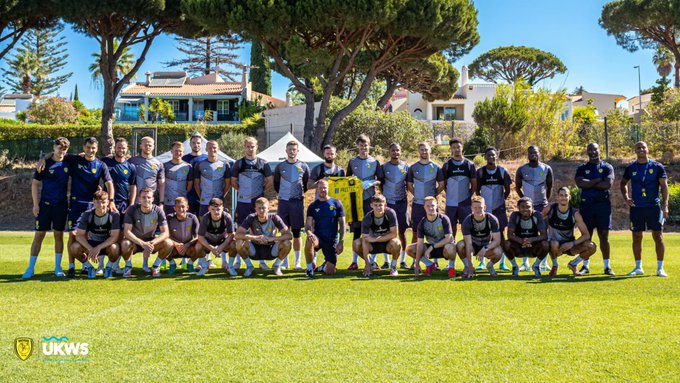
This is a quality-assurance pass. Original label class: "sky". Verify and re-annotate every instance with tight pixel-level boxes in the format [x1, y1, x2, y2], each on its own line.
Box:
[0, 0, 663, 109]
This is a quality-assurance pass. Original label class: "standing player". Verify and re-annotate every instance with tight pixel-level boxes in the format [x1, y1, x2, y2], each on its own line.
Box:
[196, 198, 236, 277]
[165, 197, 201, 275]
[194, 140, 231, 216]
[304, 179, 346, 277]
[273, 140, 310, 271]
[23, 138, 71, 279]
[70, 191, 121, 279]
[457, 196, 503, 278]
[346, 134, 381, 270]
[378, 143, 410, 270]
[503, 197, 550, 277]
[120, 188, 173, 277]
[475, 147, 512, 272]
[543, 187, 597, 276]
[620, 141, 669, 277]
[182, 133, 208, 215]
[129, 136, 165, 273]
[235, 197, 292, 277]
[406, 196, 455, 277]
[406, 142, 445, 269]
[162, 142, 193, 216]
[575, 143, 615, 275]
[515, 146, 553, 272]
[353, 194, 401, 277]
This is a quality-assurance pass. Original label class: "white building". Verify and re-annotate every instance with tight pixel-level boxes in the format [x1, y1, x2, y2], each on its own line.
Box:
[0, 93, 33, 120]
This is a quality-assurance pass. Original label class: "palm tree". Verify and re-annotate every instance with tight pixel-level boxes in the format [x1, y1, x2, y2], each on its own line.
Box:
[653, 46, 673, 79]
[14, 51, 40, 94]
[89, 40, 135, 88]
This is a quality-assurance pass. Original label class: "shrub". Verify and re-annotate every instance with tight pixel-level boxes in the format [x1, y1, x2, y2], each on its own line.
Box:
[26, 97, 78, 125]
[568, 186, 581, 209]
[217, 132, 250, 160]
[668, 183, 680, 223]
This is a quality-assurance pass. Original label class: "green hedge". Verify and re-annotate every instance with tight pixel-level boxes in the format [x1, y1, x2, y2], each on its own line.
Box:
[0, 120, 263, 160]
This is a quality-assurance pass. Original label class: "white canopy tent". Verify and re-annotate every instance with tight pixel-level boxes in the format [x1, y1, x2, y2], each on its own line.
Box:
[257, 132, 323, 171]
[156, 134, 234, 163]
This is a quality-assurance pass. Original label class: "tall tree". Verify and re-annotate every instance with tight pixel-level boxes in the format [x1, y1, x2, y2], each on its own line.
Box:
[163, 34, 241, 80]
[468, 46, 566, 86]
[472, 81, 530, 154]
[600, 0, 680, 88]
[0, 0, 56, 61]
[59, 0, 198, 155]
[1, 23, 71, 96]
[185, 0, 479, 151]
[73, 83, 79, 101]
[4, 49, 37, 93]
[653, 45, 674, 79]
[88, 40, 136, 88]
[249, 40, 271, 95]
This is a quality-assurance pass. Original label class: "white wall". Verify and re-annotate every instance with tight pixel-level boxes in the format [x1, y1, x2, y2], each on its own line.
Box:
[262, 102, 320, 146]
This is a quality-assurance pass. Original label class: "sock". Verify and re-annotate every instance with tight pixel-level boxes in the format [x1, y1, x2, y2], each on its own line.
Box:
[260, 260, 267, 267]
[462, 258, 472, 268]
[390, 259, 396, 268]
[69, 262, 75, 269]
[352, 252, 358, 264]
[421, 258, 433, 266]
[55, 253, 63, 269]
[152, 258, 161, 268]
[188, 260, 194, 265]
[142, 257, 149, 269]
[533, 258, 541, 268]
[244, 258, 253, 268]
[199, 258, 208, 269]
[635, 260, 642, 269]
[370, 254, 376, 264]
[306, 263, 312, 271]
[294, 251, 301, 265]
[657, 260, 664, 270]
[499, 254, 506, 265]
[180, 258, 186, 265]
[126, 259, 132, 267]
[106, 260, 114, 268]
[83, 261, 92, 268]
[448, 260, 455, 269]
[313, 253, 317, 264]
[273, 259, 281, 268]
[522, 257, 529, 267]
[478, 259, 485, 266]
[228, 256, 235, 268]
[486, 260, 495, 271]
[510, 258, 518, 268]
[571, 256, 582, 265]
[97, 255, 105, 268]
[28, 255, 38, 269]
[603, 259, 610, 269]
[169, 259, 176, 267]
[400, 251, 406, 262]
[583, 259, 590, 268]
[384, 254, 390, 264]
[551, 257, 558, 267]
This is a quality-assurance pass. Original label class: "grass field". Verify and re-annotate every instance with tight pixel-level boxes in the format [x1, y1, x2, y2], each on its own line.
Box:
[1, 231, 679, 382]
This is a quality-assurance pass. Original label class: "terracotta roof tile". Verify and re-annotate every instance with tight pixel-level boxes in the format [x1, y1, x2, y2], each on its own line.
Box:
[121, 83, 243, 96]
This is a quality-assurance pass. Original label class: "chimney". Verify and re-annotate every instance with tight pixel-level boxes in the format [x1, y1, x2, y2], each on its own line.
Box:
[145, 71, 151, 84]
[461, 65, 468, 86]
[286, 91, 293, 107]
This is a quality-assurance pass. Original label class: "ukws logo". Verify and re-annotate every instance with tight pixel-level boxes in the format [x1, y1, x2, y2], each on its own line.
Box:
[14, 337, 35, 361]
[41, 336, 89, 359]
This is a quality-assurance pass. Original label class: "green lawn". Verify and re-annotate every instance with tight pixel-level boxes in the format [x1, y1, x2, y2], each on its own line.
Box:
[1, 232, 679, 382]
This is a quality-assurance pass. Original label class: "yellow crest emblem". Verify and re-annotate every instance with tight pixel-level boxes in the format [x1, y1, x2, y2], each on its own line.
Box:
[92, 168, 97, 174]
[151, 165, 156, 170]
[649, 169, 653, 174]
[539, 172, 544, 177]
[400, 169, 405, 174]
[150, 219, 155, 224]
[367, 165, 371, 169]
[598, 168, 603, 173]
[123, 169, 128, 175]
[329, 206, 334, 211]
[64, 167, 69, 173]
[14, 337, 34, 361]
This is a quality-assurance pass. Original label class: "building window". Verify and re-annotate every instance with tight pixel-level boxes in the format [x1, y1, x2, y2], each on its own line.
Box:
[167, 100, 179, 112]
[217, 100, 230, 114]
[436, 106, 457, 121]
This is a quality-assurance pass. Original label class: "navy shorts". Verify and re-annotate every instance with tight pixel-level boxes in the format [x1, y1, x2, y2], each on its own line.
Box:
[411, 203, 426, 231]
[580, 201, 612, 233]
[67, 200, 93, 231]
[235, 201, 255, 226]
[445, 205, 472, 226]
[630, 206, 663, 232]
[368, 241, 388, 255]
[87, 239, 106, 248]
[388, 200, 410, 233]
[314, 239, 338, 265]
[278, 199, 305, 229]
[116, 201, 129, 229]
[425, 244, 446, 259]
[35, 201, 68, 232]
[533, 203, 547, 215]
[248, 242, 280, 260]
[491, 206, 508, 231]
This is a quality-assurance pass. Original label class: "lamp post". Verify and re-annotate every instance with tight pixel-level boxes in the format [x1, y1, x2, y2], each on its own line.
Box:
[633, 65, 642, 141]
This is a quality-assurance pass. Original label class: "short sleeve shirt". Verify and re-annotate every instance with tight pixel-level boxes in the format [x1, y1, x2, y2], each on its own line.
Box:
[129, 156, 164, 195]
[379, 161, 409, 204]
[64, 154, 112, 203]
[406, 161, 444, 205]
[198, 211, 234, 244]
[575, 160, 614, 204]
[307, 198, 345, 243]
[417, 213, 453, 244]
[124, 204, 167, 241]
[361, 208, 398, 236]
[34, 158, 70, 205]
[194, 159, 231, 205]
[241, 213, 287, 237]
[167, 212, 199, 244]
[623, 160, 666, 207]
[163, 160, 193, 205]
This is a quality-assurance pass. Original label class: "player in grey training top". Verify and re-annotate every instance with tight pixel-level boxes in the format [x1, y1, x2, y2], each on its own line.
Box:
[405, 196, 455, 278]
[273, 140, 310, 270]
[166, 196, 200, 275]
[193, 140, 231, 216]
[231, 136, 273, 225]
[441, 138, 477, 236]
[163, 141, 193, 216]
[121, 188, 173, 278]
[345, 134, 381, 271]
[378, 143, 410, 270]
[515, 145, 553, 272]
[457, 195, 502, 279]
[129, 136, 165, 204]
[196, 198, 235, 277]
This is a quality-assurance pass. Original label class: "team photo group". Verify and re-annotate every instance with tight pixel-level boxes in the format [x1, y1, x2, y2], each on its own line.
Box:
[22, 132, 670, 280]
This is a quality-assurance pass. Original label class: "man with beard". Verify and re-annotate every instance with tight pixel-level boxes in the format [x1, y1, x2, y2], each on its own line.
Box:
[503, 197, 550, 278]
[378, 143, 410, 270]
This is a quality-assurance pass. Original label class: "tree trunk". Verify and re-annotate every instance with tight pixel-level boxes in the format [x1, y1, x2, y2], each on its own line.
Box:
[675, 61, 680, 88]
[322, 70, 378, 146]
[376, 78, 397, 110]
[100, 85, 115, 156]
[302, 90, 316, 150]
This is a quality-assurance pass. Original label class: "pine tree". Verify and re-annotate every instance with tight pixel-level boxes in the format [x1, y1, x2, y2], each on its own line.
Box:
[1, 23, 72, 96]
[73, 84, 79, 101]
[249, 41, 271, 95]
[163, 35, 242, 80]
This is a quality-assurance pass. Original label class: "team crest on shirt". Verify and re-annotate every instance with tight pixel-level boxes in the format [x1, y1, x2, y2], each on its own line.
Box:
[367, 165, 372, 169]
[217, 167, 222, 172]
[186, 226, 191, 231]
[632, 171, 637, 176]
[150, 219, 155, 224]
[92, 168, 97, 174]
[315, 208, 320, 212]
[429, 168, 434, 174]
[123, 169, 128, 175]
[329, 206, 334, 211]
[266, 227, 273, 234]
[151, 165, 156, 170]
[182, 169, 187, 174]
[539, 171, 543, 176]
[437, 225, 443, 231]
[64, 167, 68, 173]
[400, 169, 406, 174]
[649, 169, 654, 174]
[598, 168, 603, 173]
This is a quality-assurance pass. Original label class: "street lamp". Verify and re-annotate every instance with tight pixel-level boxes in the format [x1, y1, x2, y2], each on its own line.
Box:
[633, 65, 642, 115]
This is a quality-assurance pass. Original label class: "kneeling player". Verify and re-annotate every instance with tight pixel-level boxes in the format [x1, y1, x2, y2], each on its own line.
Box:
[70, 191, 121, 279]
[120, 188, 173, 277]
[457, 196, 502, 279]
[406, 196, 455, 277]
[197, 198, 236, 276]
[166, 197, 201, 275]
[543, 187, 596, 276]
[502, 197, 550, 277]
[353, 194, 401, 277]
[235, 197, 292, 277]
[304, 179, 346, 277]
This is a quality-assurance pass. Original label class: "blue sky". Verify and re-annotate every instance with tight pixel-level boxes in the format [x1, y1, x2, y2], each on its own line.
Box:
[2, 0, 662, 109]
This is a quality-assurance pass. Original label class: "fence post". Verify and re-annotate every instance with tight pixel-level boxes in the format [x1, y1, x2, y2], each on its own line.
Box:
[604, 117, 609, 160]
